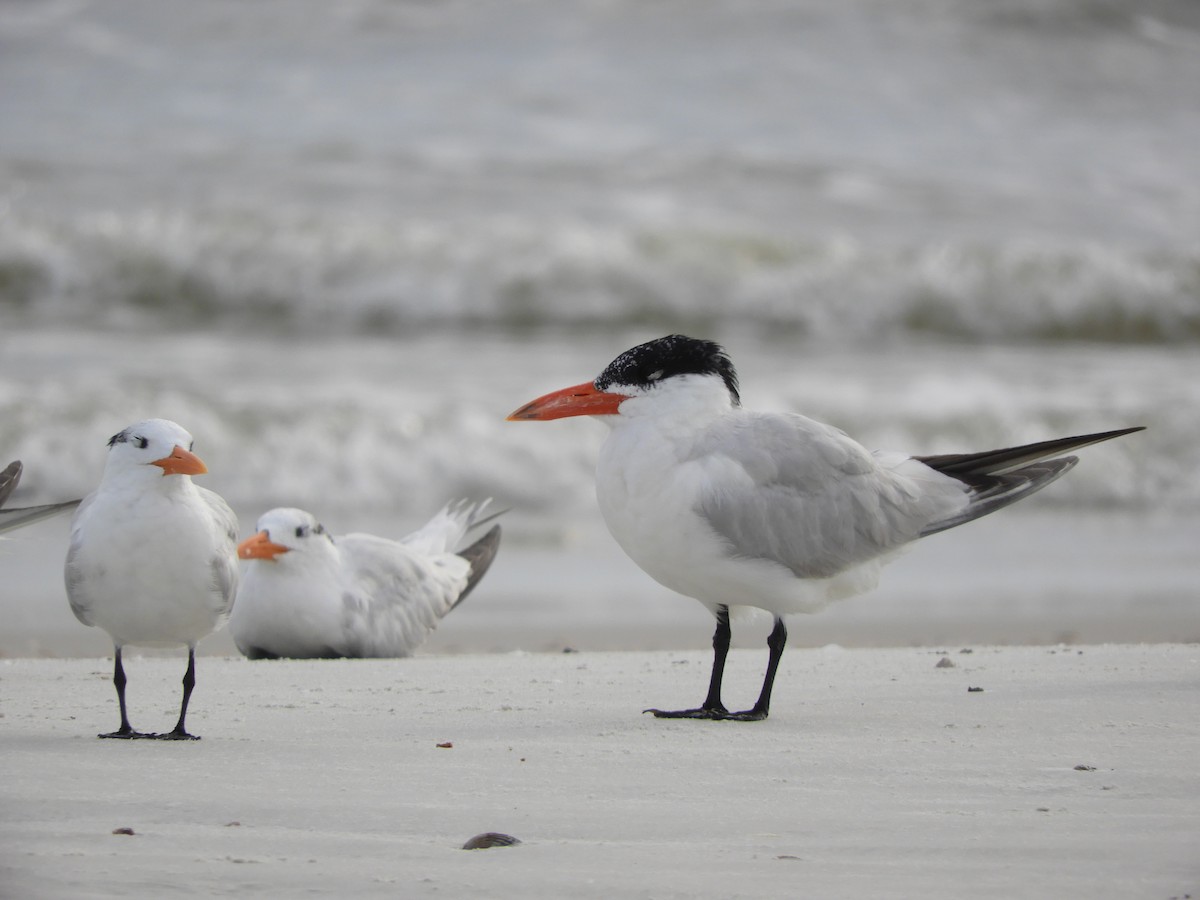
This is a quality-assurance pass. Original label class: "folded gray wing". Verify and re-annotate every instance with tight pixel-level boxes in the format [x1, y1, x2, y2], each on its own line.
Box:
[63, 494, 95, 625]
[695, 415, 964, 580]
[200, 487, 240, 616]
[338, 534, 468, 656]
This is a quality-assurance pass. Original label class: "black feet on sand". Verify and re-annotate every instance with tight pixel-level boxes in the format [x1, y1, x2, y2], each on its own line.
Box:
[98, 727, 158, 740]
[644, 706, 769, 722]
[155, 728, 201, 741]
[98, 727, 201, 740]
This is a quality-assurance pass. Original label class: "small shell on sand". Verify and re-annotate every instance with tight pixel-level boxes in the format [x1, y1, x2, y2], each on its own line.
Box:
[462, 832, 521, 850]
[112, 827, 135, 836]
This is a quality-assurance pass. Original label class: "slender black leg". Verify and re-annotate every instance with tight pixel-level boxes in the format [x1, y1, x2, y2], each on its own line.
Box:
[725, 616, 788, 721]
[645, 606, 733, 719]
[155, 647, 200, 741]
[98, 647, 155, 739]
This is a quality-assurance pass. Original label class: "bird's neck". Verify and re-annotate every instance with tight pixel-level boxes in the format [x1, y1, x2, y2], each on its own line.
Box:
[104, 468, 196, 499]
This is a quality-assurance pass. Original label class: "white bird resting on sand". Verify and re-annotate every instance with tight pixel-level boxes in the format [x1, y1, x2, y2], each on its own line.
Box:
[0, 460, 80, 535]
[509, 333, 1144, 722]
[64, 419, 239, 740]
[229, 500, 502, 659]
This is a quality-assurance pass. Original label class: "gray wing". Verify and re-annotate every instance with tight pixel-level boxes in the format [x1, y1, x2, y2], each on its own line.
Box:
[338, 534, 468, 657]
[695, 414, 964, 579]
[199, 487, 240, 617]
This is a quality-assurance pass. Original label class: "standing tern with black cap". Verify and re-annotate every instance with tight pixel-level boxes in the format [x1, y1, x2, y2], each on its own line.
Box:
[509, 334, 1143, 721]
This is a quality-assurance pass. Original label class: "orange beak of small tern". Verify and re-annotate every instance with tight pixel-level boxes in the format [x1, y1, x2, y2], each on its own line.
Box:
[151, 445, 208, 477]
[238, 531, 291, 561]
[507, 381, 629, 421]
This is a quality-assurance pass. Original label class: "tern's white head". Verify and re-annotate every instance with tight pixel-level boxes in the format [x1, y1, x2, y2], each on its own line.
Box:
[103, 418, 208, 483]
[507, 334, 741, 424]
[238, 507, 334, 563]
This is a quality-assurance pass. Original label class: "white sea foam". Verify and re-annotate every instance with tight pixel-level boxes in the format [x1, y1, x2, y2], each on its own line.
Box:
[0, 330, 1187, 524]
[0, 0, 1195, 562]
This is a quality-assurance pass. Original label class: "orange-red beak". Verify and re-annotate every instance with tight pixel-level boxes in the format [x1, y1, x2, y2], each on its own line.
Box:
[507, 381, 629, 421]
[151, 445, 208, 477]
[238, 531, 290, 561]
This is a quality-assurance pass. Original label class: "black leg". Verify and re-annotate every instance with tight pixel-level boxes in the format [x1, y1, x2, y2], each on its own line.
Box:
[155, 647, 201, 741]
[98, 647, 155, 739]
[725, 616, 788, 721]
[645, 606, 733, 719]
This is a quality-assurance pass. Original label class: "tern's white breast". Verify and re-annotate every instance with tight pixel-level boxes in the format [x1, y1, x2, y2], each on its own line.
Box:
[70, 487, 232, 647]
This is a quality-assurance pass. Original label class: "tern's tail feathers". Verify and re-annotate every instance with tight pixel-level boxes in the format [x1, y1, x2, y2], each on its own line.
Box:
[401, 498, 504, 556]
[452, 524, 502, 609]
[917, 426, 1144, 537]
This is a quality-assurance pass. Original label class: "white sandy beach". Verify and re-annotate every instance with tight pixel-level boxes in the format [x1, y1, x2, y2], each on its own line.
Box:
[2, 645, 1197, 899]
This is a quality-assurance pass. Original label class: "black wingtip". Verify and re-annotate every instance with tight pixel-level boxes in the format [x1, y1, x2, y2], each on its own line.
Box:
[916, 426, 1145, 478]
[917, 426, 1145, 538]
[0, 460, 22, 508]
[452, 524, 502, 609]
[920, 457, 1080, 537]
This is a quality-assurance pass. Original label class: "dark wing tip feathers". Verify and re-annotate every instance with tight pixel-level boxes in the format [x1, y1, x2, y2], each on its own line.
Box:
[920, 457, 1079, 537]
[918, 426, 1143, 537]
[915, 427, 1145, 477]
[0, 460, 21, 507]
[452, 524, 502, 609]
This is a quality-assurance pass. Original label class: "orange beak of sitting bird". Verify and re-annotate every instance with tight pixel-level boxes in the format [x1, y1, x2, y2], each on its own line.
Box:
[238, 531, 291, 561]
[507, 382, 630, 421]
[151, 445, 208, 477]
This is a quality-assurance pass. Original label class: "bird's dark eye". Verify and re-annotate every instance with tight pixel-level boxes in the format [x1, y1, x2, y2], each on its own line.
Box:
[295, 525, 309, 538]
[135, 436, 149, 449]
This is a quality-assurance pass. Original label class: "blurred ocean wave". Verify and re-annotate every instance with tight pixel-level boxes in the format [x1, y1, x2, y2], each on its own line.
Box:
[2, 0, 1197, 524]
[1, 1, 1197, 655]
[0, 328, 1187, 523]
[2, 208, 1197, 343]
